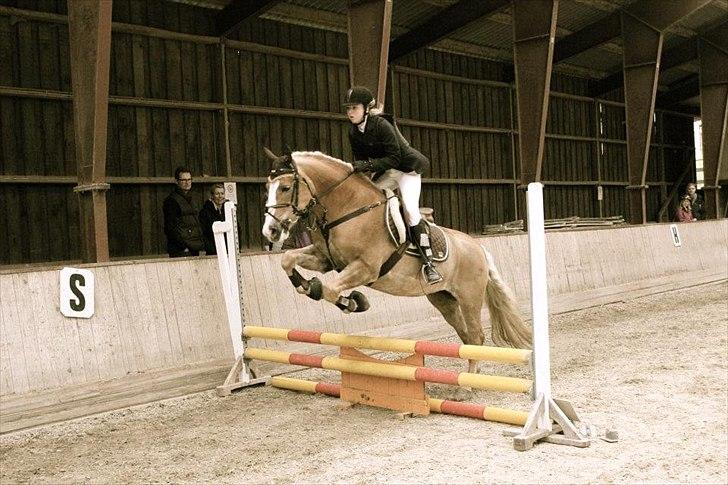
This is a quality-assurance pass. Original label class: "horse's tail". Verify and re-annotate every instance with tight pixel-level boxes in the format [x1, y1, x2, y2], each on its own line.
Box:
[481, 246, 533, 349]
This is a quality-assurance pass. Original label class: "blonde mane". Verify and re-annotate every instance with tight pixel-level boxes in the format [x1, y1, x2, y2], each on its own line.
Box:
[291, 151, 378, 196]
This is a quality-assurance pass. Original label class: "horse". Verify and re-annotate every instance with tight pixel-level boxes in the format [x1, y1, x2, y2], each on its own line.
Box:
[261, 148, 532, 373]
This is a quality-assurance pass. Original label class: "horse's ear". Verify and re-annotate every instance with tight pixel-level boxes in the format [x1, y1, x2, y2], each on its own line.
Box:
[263, 146, 278, 161]
[283, 144, 293, 157]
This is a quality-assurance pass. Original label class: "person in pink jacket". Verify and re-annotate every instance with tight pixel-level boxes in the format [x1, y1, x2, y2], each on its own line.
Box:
[675, 195, 696, 222]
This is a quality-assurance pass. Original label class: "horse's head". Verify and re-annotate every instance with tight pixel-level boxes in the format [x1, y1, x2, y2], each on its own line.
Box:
[261, 147, 314, 243]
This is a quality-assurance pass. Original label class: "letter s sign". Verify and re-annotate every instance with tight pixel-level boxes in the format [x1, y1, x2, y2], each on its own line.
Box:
[60, 267, 95, 318]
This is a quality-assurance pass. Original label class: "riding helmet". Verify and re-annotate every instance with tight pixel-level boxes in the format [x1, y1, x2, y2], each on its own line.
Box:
[343, 86, 375, 109]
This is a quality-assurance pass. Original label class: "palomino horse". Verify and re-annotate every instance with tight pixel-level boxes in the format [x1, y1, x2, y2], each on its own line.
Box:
[261, 149, 531, 372]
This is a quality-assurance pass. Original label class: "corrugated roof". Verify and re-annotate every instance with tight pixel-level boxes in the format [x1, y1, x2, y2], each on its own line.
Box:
[191, 0, 727, 84]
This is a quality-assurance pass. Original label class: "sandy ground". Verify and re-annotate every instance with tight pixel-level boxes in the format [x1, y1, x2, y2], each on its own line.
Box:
[1, 283, 726, 484]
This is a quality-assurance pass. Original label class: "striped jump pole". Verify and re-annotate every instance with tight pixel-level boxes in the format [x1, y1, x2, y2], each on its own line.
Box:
[244, 325, 532, 365]
[245, 348, 532, 393]
[271, 376, 529, 426]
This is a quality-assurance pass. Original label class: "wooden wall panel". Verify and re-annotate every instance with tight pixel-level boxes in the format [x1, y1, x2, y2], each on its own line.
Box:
[0, 3, 698, 264]
[2, 221, 725, 432]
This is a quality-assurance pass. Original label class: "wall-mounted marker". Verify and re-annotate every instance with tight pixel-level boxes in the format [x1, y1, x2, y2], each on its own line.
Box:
[60, 267, 95, 318]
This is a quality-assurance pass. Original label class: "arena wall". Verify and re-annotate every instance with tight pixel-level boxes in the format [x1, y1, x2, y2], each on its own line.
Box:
[1, 220, 726, 433]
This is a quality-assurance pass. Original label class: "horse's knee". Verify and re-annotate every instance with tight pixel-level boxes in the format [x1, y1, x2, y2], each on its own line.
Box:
[280, 252, 296, 272]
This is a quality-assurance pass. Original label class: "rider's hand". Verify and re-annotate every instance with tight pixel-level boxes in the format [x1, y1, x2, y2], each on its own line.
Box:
[351, 159, 374, 172]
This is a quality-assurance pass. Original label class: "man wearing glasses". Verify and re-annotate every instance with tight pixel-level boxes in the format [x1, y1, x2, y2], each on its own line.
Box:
[163, 166, 204, 257]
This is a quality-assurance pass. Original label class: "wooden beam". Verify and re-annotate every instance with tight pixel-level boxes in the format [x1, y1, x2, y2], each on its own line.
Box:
[656, 75, 699, 107]
[67, 0, 113, 263]
[621, 12, 662, 225]
[619, 1, 710, 224]
[555, 0, 711, 65]
[215, 0, 281, 37]
[553, 12, 620, 64]
[699, 26, 728, 219]
[388, 0, 510, 61]
[513, 0, 559, 186]
[347, 0, 393, 106]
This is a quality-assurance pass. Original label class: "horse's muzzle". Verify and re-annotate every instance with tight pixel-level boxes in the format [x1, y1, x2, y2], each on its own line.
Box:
[262, 215, 289, 243]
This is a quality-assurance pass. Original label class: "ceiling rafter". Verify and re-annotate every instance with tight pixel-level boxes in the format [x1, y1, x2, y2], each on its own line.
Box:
[388, 0, 510, 61]
[215, 0, 281, 37]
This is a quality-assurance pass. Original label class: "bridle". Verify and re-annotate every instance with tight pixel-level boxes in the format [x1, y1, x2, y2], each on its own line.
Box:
[264, 154, 354, 232]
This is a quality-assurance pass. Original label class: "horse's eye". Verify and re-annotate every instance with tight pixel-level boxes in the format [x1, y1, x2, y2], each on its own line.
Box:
[280, 185, 291, 193]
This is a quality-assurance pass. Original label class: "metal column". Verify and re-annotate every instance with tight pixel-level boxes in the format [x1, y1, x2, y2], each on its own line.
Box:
[698, 27, 728, 219]
[67, 0, 113, 262]
[620, 0, 711, 223]
[512, 0, 558, 187]
[621, 12, 662, 225]
[347, 0, 393, 107]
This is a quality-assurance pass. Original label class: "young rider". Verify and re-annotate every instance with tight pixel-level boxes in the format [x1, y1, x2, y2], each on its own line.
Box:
[343, 86, 443, 285]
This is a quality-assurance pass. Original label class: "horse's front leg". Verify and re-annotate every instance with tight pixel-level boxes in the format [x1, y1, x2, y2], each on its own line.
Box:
[280, 245, 332, 298]
[319, 260, 378, 313]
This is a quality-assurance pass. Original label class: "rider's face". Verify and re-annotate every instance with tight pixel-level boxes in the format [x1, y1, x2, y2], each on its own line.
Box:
[346, 104, 365, 125]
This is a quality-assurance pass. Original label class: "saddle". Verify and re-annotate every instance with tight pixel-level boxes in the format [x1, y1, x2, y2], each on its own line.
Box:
[383, 189, 449, 262]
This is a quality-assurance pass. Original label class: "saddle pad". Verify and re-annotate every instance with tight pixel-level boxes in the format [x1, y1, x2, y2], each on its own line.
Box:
[385, 194, 449, 262]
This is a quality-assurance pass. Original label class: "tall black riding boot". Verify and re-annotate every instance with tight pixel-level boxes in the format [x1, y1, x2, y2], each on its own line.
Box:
[409, 220, 443, 285]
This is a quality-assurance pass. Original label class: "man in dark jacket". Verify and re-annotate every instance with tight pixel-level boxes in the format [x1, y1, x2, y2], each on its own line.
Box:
[163, 167, 204, 257]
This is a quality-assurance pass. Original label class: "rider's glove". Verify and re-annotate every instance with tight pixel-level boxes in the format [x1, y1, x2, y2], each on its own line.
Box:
[351, 158, 374, 173]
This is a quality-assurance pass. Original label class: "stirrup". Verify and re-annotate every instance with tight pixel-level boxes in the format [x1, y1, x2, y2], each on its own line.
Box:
[422, 263, 443, 284]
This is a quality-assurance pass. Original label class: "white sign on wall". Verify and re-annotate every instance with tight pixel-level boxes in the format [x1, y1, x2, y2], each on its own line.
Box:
[60, 267, 95, 318]
[669, 224, 682, 247]
[224, 182, 237, 204]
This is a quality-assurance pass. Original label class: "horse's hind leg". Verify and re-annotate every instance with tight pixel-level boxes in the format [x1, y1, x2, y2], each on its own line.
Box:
[426, 291, 483, 374]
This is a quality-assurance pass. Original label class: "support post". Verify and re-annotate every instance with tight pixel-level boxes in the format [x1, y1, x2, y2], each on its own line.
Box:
[698, 29, 728, 219]
[621, 11, 662, 224]
[506, 182, 590, 451]
[347, 0, 393, 108]
[67, 0, 112, 262]
[512, 0, 558, 186]
[214, 202, 268, 395]
[619, 1, 711, 223]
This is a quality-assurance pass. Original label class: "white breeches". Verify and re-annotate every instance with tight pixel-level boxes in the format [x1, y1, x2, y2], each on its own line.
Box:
[374, 169, 422, 226]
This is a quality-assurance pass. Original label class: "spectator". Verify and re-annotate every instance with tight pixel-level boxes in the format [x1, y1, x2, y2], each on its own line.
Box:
[163, 167, 204, 257]
[675, 195, 696, 223]
[199, 183, 227, 255]
[685, 182, 705, 220]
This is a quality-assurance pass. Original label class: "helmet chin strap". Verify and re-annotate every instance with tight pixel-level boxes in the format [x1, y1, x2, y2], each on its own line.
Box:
[355, 113, 368, 128]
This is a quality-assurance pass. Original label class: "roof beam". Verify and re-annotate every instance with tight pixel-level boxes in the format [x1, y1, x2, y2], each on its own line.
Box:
[388, 0, 510, 61]
[656, 75, 699, 106]
[591, 18, 725, 97]
[215, 0, 281, 37]
[591, 38, 699, 96]
[553, 12, 621, 64]
[554, 0, 710, 64]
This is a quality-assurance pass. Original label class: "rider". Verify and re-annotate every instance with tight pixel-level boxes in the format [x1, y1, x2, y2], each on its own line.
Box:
[343, 86, 443, 285]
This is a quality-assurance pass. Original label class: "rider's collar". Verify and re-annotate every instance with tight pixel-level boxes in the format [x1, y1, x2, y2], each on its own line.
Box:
[356, 114, 368, 133]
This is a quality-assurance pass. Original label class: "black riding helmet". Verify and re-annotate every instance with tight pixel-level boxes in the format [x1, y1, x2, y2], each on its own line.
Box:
[343, 86, 375, 110]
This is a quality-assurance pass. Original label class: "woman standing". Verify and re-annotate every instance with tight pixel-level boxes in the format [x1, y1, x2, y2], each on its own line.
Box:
[344, 86, 442, 284]
[199, 183, 227, 255]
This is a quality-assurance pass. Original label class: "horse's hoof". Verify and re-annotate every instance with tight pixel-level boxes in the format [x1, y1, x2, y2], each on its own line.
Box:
[348, 291, 370, 313]
[335, 295, 356, 313]
[306, 277, 323, 301]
